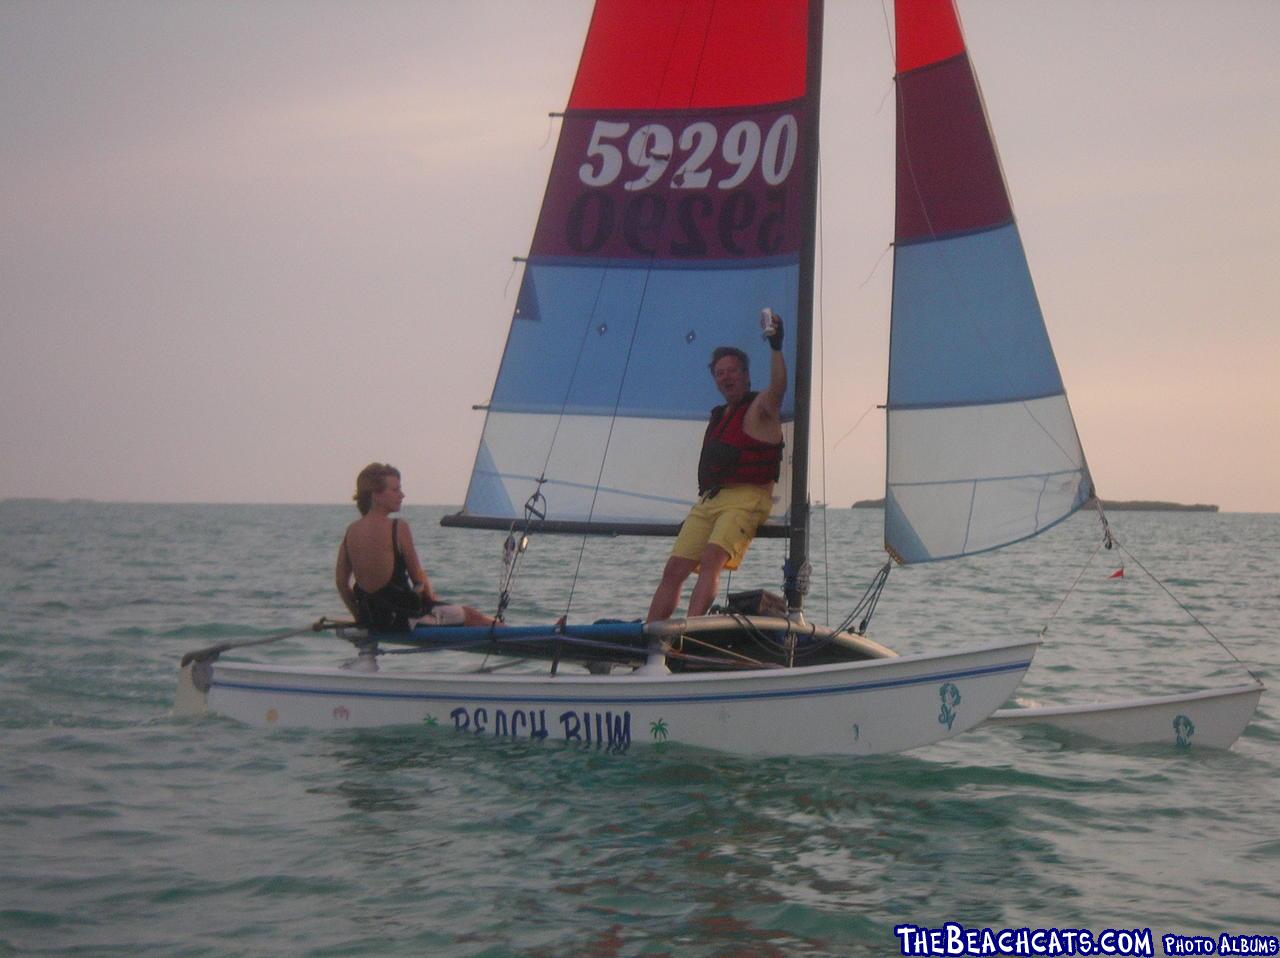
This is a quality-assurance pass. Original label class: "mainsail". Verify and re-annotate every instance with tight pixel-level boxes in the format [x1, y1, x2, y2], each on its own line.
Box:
[886, 0, 1092, 563]
[447, 0, 822, 538]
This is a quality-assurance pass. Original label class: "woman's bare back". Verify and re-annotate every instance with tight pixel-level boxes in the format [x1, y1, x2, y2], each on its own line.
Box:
[342, 515, 399, 592]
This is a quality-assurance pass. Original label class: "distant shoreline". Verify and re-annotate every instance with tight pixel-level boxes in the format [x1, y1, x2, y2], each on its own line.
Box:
[0, 497, 1229, 514]
[849, 497, 1219, 513]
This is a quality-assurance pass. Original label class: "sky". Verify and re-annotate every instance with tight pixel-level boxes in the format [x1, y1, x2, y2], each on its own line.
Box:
[2, 1, 1278, 512]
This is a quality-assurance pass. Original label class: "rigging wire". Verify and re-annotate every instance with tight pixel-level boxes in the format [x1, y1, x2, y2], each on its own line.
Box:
[832, 561, 892, 636]
[878, 0, 895, 69]
[671, 630, 775, 670]
[1042, 507, 1262, 686]
[817, 159, 830, 625]
[559, 243, 662, 621]
[1038, 530, 1107, 636]
[831, 403, 878, 451]
[505, 7, 824, 625]
[493, 483, 547, 624]
[859, 243, 893, 290]
[727, 611, 833, 665]
[539, 112, 558, 150]
[505, 102, 606, 502]
[1110, 536, 1263, 685]
[485, 262, 610, 626]
[502, 257, 521, 299]
[561, 6, 745, 623]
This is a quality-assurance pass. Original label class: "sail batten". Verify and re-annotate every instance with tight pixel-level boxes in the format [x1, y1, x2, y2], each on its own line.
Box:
[891, 468, 1089, 489]
[886, 0, 1091, 564]
[888, 392, 1068, 411]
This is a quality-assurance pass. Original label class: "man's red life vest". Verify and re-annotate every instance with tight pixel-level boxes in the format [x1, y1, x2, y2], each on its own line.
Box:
[697, 391, 784, 495]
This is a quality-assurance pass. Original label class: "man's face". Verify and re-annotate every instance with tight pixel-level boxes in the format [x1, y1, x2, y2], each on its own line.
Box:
[711, 355, 749, 404]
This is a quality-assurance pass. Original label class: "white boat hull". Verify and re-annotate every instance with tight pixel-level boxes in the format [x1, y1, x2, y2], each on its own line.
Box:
[986, 683, 1264, 749]
[181, 639, 1039, 757]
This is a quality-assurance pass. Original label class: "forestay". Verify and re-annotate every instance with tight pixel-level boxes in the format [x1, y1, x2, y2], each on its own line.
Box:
[886, 0, 1092, 564]
[446, 0, 821, 536]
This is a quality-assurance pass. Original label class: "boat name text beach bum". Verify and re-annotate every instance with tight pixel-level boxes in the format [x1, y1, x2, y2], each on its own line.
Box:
[895, 923, 1279, 957]
[448, 706, 632, 751]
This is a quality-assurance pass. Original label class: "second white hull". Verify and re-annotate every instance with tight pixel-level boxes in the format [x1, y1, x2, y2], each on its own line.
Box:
[987, 683, 1263, 749]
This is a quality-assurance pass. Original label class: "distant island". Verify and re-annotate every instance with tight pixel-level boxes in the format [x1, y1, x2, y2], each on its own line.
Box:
[850, 497, 1218, 512]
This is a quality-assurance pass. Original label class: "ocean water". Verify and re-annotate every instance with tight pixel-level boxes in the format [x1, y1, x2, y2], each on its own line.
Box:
[1, 500, 1276, 957]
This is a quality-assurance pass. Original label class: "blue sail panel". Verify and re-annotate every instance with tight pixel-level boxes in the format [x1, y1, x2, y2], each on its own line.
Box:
[464, 438, 518, 519]
[491, 260, 797, 420]
[889, 225, 1063, 409]
[460, 257, 798, 529]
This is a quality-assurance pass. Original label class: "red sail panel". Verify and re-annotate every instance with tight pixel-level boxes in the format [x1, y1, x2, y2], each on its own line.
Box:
[568, 0, 809, 110]
[895, 54, 1011, 242]
[895, 0, 964, 74]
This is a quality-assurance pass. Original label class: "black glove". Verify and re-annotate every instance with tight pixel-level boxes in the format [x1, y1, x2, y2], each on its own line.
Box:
[765, 314, 784, 351]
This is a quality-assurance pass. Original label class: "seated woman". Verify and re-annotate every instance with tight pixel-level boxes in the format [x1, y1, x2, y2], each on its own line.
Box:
[336, 463, 495, 631]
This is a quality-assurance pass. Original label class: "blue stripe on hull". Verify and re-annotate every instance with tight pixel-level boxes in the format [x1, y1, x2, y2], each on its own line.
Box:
[212, 659, 1031, 707]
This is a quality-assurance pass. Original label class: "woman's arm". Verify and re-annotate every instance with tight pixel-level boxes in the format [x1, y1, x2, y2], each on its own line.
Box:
[335, 539, 358, 618]
[397, 522, 440, 601]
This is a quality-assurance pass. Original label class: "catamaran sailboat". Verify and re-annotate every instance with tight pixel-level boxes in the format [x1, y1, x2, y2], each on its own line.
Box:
[174, 0, 1261, 755]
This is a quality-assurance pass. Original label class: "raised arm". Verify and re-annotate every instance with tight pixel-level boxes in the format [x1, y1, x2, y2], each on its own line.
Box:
[761, 341, 787, 413]
[748, 313, 787, 441]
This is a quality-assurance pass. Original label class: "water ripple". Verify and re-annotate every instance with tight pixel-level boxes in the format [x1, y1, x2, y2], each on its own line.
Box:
[0, 503, 1276, 955]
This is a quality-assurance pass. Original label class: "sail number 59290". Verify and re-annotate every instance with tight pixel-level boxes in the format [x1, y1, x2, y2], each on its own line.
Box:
[578, 115, 799, 191]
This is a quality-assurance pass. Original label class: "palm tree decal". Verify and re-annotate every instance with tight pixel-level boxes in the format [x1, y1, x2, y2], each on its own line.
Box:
[649, 718, 669, 742]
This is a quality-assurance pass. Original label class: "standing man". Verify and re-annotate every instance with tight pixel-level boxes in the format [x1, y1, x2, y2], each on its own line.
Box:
[645, 312, 787, 622]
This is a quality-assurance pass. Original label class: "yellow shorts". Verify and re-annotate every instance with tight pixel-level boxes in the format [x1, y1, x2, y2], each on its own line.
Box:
[671, 484, 774, 571]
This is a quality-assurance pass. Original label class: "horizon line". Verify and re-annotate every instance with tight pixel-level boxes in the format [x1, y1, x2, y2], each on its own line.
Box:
[1, 497, 1274, 515]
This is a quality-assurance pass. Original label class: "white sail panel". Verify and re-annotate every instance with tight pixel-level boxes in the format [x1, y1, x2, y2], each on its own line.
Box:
[466, 411, 792, 531]
[885, 396, 1090, 562]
